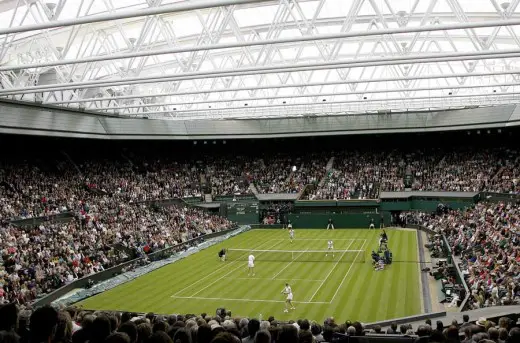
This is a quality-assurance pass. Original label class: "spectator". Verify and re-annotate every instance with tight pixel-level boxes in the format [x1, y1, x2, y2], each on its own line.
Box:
[242, 320, 259, 343]
[253, 331, 270, 343]
[29, 306, 58, 343]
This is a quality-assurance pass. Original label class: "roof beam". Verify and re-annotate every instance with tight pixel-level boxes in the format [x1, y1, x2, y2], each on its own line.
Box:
[4, 18, 520, 72]
[134, 91, 520, 118]
[0, 0, 265, 35]
[2, 49, 520, 96]
[94, 81, 520, 111]
[47, 70, 520, 105]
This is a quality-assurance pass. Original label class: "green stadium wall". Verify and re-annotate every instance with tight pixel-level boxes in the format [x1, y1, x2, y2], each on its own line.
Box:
[224, 194, 476, 226]
[287, 213, 382, 229]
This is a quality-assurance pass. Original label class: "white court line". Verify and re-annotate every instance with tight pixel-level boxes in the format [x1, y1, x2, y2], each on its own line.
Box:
[271, 248, 311, 279]
[171, 295, 329, 304]
[263, 238, 366, 242]
[227, 277, 324, 282]
[190, 239, 286, 297]
[308, 239, 355, 302]
[328, 239, 367, 303]
[173, 239, 273, 296]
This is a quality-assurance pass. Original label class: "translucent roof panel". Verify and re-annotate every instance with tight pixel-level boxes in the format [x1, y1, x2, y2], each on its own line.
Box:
[0, 0, 520, 120]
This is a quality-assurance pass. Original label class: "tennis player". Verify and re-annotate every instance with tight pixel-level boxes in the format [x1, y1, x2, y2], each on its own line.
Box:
[326, 240, 334, 257]
[281, 283, 295, 312]
[289, 228, 295, 243]
[248, 252, 255, 276]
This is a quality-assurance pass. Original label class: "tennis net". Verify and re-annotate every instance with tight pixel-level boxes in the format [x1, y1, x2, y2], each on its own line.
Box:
[226, 248, 366, 263]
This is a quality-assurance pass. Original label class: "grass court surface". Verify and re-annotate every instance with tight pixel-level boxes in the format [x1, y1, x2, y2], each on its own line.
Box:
[78, 229, 422, 323]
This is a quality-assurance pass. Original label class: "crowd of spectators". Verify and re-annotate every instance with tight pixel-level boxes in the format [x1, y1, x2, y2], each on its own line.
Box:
[250, 154, 326, 194]
[305, 148, 519, 199]
[0, 155, 236, 306]
[1, 146, 519, 308]
[3, 148, 517, 209]
[409, 202, 520, 309]
[205, 156, 252, 196]
[0, 201, 235, 305]
[0, 305, 519, 343]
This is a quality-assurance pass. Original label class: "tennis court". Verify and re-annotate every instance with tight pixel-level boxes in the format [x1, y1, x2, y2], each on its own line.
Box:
[78, 229, 422, 323]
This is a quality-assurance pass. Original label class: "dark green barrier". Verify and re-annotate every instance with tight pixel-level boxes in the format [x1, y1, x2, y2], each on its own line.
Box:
[288, 213, 381, 228]
[381, 199, 472, 212]
[380, 200, 411, 211]
[10, 212, 74, 227]
[227, 213, 258, 224]
[411, 199, 470, 211]
[214, 195, 257, 202]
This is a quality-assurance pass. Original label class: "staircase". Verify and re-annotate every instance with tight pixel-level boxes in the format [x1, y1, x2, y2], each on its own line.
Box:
[492, 166, 505, 181]
[249, 183, 259, 195]
[318, 156, 335, 188]
[121, 153, 135, 168]
[325, 156, 335, 171]
[61, 151, 83, 176]
[204, 194, 213, 203]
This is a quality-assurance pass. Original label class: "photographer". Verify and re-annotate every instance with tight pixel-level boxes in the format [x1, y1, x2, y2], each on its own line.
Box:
[218, 248, 226, 262]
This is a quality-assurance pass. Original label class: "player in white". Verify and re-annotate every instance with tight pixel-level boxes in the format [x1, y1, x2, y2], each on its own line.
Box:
[289, 228, 295, 243]
[326, 240, 334, 257]
[248, 253, 255, 276]
[281, 283, 295, 312]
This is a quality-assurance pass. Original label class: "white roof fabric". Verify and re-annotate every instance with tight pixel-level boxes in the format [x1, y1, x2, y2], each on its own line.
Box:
[0, 0, 520, 120]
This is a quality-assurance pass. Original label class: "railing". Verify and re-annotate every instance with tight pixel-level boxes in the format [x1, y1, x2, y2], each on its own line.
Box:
[32, 227, 239, 307]
[405, 224, 470, 313]
[479, 191, 520, 203]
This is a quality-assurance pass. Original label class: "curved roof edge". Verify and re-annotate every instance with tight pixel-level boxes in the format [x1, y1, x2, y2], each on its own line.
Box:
[0, 101, 519, 140]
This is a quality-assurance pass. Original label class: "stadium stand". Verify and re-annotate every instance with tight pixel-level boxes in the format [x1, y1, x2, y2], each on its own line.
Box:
[4, 1, 520, 340]
[407, 202, 520, 309]
[0, 304, 519, 343]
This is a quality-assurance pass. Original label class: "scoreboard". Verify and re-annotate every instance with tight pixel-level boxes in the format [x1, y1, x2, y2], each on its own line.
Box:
[226, 202, 259, 215]
[226, 202, 259, 224]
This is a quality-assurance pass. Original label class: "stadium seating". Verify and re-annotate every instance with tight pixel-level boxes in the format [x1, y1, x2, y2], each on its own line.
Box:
[1, 146, 519, 309]
[0, 304, 518, 343]
[0, 201, 235, 305]
[407, 202, 520, 309]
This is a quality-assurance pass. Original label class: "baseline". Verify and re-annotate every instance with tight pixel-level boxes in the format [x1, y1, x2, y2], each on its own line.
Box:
[227, 277, 324, 282]
[170, 295, 329, 305]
